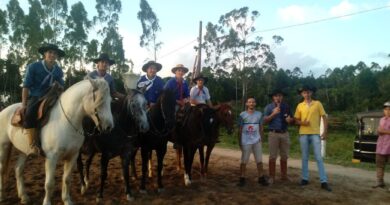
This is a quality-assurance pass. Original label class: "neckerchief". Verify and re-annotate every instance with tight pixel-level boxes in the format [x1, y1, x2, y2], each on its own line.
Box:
[40, 60, 57, 87]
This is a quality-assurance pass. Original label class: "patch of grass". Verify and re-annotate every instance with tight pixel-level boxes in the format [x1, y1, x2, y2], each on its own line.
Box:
[217, 126, 379, 171]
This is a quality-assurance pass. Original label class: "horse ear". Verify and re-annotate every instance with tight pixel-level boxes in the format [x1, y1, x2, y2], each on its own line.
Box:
[88, 78, 98, 92]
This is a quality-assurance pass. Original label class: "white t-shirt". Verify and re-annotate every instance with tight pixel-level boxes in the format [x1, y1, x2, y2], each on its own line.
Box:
[239, 111, 263, 145]
[190, 85, 210, 104]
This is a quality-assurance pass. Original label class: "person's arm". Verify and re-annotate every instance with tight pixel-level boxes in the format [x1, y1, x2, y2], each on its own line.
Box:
[378, 119, 390, 135]
[321, 115, 328, 140]
[238, 126, 243, 148]
[264, 105, 280, 123]
[189, 87, 198, 105]
[259, 124, 264, 140]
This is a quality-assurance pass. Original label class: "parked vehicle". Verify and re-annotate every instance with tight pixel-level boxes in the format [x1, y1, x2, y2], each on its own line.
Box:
[353, 111, 383, 163]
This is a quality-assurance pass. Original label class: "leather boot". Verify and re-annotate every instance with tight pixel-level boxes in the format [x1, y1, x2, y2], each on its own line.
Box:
[280, 159, 290, 181]
[268, 159, 276, 184]
[25, 128, 39, 154]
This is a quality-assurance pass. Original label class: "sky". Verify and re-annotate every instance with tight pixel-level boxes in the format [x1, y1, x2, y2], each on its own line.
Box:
[1, 0, 390, 77]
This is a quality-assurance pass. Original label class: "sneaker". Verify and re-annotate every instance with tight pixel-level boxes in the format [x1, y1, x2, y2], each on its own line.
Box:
[237, 177, 246, 187]
[258, 176, 269, 186]
[321, 182, 332, 192]
[300, 179, 309, 186]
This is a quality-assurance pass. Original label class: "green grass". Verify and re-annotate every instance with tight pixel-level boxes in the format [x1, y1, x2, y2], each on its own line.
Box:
[217, 126, 378, 171]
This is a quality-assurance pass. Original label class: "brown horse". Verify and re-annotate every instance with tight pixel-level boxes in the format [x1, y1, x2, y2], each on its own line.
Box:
[175, 103, 234, 185]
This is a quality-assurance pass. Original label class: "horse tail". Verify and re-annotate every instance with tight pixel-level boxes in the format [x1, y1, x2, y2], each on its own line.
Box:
[2, 143, 13, 185]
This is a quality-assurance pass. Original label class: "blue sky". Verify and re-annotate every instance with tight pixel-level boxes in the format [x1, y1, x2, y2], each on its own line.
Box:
[1, 0, 390, 77]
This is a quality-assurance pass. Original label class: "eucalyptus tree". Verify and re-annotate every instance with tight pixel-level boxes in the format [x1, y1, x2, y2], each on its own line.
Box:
[40, 0, 68, 44]
[24, 0, 45, 62]
[203, 7, 282, 107]
[6, 0, 27, 65]
[0, 9, 8, 58]
[137, 0, 162, 61]
[94, 0, 128, 75]
[64, 2, 91, 70]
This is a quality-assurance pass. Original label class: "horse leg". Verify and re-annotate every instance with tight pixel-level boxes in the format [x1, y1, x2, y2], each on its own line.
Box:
[76, 153, 87, 195]
[120, 153, 134, 201]
[198, 146, 205, 178]
[183, 145, 192, 186]
[140, 147, 149, 193]
[205, 143, 215, 176]
[0, 142, 12, 202]
[156, 144, 167, 192]
[96, 153, 109, 203]
[15, 153, 30, 204]
[61, 154, 78, 205]
[130, 148, 138, 180]
[85, 152, 95, 190]
[175, 145, 182, 171]
[148, 151, 153, 178]
[43, 154, 59, 205]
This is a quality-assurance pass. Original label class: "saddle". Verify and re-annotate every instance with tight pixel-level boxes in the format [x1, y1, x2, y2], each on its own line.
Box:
[11, 82, 63, 127]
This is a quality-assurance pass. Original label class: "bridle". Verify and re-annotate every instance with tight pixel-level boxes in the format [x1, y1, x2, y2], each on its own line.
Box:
[59, 83, 101, 136]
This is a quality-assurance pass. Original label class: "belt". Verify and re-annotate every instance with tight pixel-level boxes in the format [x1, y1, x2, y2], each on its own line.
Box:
[269, 129, 287, 133]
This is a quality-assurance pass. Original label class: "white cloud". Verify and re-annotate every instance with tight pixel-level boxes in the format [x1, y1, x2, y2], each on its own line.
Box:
[330, 0, 356, 18]
[277, 5, 308, 23]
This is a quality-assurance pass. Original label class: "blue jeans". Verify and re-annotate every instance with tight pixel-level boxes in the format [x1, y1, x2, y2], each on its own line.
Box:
[299, 134, 328, 183]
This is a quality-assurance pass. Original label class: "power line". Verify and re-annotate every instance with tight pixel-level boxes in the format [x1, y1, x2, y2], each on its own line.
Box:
[158, 39, 197, 59]
[254, 5, 390, 34]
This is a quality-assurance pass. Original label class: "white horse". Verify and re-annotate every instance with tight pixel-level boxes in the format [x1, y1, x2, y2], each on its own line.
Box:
[0, 79, 114, 205]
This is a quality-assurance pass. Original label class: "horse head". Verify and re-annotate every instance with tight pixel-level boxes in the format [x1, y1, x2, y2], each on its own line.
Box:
[125, 88, 149, 133]
[84, 79, 114, 133]
[157, 89, 176, 130]
[214, 103, 234, 134]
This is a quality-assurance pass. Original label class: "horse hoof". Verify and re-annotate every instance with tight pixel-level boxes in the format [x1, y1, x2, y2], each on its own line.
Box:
[158, 188, 165, 193]
[140, 189, 147, 194]
[126, 194, 135, 202]
[184, 174, 192, 186]
[96, 197, 103, 203]
[81, 185, 87, 195]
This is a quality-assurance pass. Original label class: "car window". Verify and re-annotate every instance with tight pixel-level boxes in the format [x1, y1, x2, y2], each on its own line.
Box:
[361, 117, 380, 135]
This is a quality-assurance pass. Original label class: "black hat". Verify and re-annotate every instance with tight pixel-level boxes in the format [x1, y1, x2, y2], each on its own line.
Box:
[93, 53, 115, 65]
[171, 64, 189, 74]
[38, 43, 65, 57]
[142, 61, 162, 72]
[192, 75, 208, 84]
[297, 85, 317, 94]
[268, 89, 287, 97]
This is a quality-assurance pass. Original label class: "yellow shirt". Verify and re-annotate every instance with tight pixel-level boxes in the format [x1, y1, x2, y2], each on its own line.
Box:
[294, 100, 326, 134]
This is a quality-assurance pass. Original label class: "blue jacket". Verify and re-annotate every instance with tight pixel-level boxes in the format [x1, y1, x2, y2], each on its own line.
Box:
[23, 60, 64, 97]
[164, 77, 190, 100]
[137, 75, 165, 104]
[86, 70, 116, 95]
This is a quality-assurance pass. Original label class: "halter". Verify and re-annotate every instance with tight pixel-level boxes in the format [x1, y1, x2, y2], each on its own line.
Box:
[59, 83, 101, 136]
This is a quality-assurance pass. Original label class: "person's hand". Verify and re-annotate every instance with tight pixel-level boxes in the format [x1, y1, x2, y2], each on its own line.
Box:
[285, 115, 294, 124]
[178, 100, 185, 107]
[321, 131, 327, 140]
[301, 120, 310, 126]
[272, 106, 281, 115]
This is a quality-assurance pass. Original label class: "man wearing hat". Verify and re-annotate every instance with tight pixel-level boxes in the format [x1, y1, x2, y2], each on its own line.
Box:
[263, 89, 294, 184]
[164, 64, 190, 110]
[190, 75, 212, 107]
[22, 43, 65, 154]
[86, 53, 124, 99]
[136, 61, 165, 107]
[373, 101, 390, 189]
[294, 85, 332, 192]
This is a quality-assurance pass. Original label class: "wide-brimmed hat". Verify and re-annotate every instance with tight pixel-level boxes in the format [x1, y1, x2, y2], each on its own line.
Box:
[384, 101, 390, 108]
[142, 61, 162, 72]
[171, 64, 189, 74]
[192, 75, 208, 84]
[297, 85, 317, 94]
[268, 89, 287, 97]
[93, 53, 115, 65]
[38, 43, 65, 57]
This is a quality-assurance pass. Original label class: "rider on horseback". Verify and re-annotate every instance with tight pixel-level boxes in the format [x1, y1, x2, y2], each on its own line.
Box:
[137, 61, 165, 107]
[164, 64, 190, 113]
[86, 53, 125, 100]
[22, 43, 65, 154]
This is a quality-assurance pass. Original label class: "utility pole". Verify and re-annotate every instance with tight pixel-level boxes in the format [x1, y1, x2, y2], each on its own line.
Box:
[191, 21, 202, 84]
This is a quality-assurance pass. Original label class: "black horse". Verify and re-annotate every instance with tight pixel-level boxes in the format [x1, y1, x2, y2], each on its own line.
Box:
[138, 89, 176, 193]
[77, 89, 149, 202]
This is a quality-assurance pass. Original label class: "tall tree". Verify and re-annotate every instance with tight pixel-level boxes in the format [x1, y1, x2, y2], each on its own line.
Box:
[24, 0, 45, 62]
[7, 0, 27, 65]
[0, 9, 8, 57]
[40, 0, 68, 44]
[137, 0, 162, 61]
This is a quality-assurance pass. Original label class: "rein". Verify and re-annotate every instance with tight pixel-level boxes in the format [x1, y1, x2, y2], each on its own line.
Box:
[147, 96, 170, 137]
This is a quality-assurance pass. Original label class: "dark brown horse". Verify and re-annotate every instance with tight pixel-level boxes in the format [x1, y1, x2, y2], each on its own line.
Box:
[138, 89, 176, 193]
[77, 89, 149, 202]
[175, 103, 234, 185]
